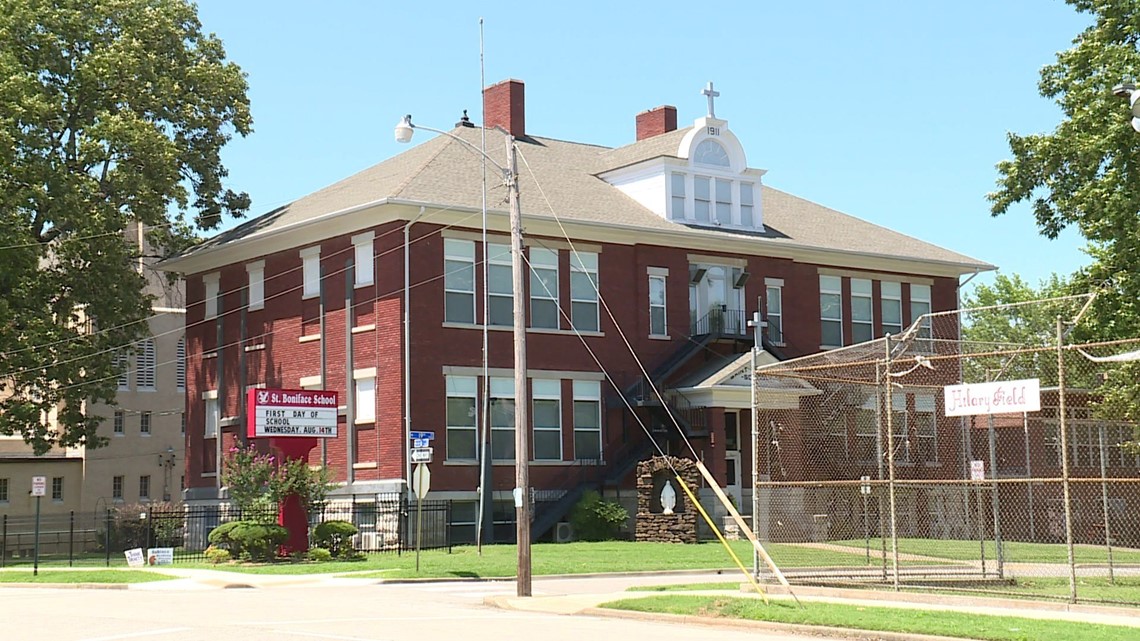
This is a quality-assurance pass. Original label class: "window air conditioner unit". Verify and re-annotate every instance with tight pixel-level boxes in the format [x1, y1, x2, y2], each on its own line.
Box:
[356, 532, 379, 551]
[554, 521, 574, 543]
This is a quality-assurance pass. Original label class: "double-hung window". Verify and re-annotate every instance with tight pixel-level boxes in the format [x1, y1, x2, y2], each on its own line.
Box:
[648, 271, 667, 337]
[352, 232, 374, 287]
[139, 475, 150, 501]
[301, 247, 321, 299]
[570, 252, 599, 332]
[113, 410, 124, 435]
[915, 395, 937, 463]
[765, 281, 783, 344]
[819, 275, 843, 348]
[204, 397, 219, 439]
[445, 376, 477, 460]
[693, 177, 711, 222]
[714, 179, 732, 225]
[246, 260, 265, 310]
[910, 284, 932, 350]
[881, 281, 902, 336]
[52, 477, 63, 501]
[204, 273, 219, 319]
[891, 393, 909, 464]
[529, 247, 559, 329]
[444, 239, 476, 324]
[487, 242, 513, 326]
[573, 381, 602, 461]
[670, 173, 686, 218]
[354, 372, 375, 423]
[532, 379, 562, 461]
[489, 377, 515, 460]
[740, 183, 755, 227]
[140, 412, 151, 435]
[850, 278, 873, 343]
[112, 476, 123, 501]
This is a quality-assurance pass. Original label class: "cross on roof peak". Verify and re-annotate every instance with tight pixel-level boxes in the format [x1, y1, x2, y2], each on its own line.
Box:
[701, 81, 720, 118]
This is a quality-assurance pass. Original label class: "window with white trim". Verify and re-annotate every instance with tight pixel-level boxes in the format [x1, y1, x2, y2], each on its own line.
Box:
[490, 377, 515, 460]
[850, 278, 873, 343]
[915, 395, 937, 463]
[881, 281, 902, 337]
[648, 272, 667, 337]
[51, 476, 63, 501]
[570, 252, 599, 332]
[444, 239, 475, 324]
[854, 405, 877, 464]
[204, 397, 219, 439]
[694, 139, 731, 166]
[891, 393, 909, 464]
[113, 411, 124, 435]
[139, 475, 150, 501]
[353, 232, 374, 287]
[487, 242, 513, 326]
[0, 478, 8, 503]
[765, 282, 783, 344]
[694, 176, 711, 222]
[573, 380, 602, 461]
[176, 338, 186, 391]
[714, 178, 731, 225]
[532, 379, 562, 461]
[140, 411, 151, 435]
[136, 339, 156, 390]
[670, 173, 686, 218]
[740, 183, 755, 227]
[301, 247, 320, 299]
[204, 273, 219, 319]
[529, 247, 559, 329]
[445, 376, 477, 460]
[820, 275, 843, 348]
[246, 261, 264, 310]
[355, 376, 375, 423]
[112, 475, 123, 501]
[910, 284, 932, 349]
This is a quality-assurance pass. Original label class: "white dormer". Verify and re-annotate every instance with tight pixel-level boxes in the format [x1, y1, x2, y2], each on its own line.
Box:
[601, 83, 766, 232]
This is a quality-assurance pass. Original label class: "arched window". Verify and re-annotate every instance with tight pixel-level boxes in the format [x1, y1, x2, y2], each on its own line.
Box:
[693, 139, 730, 167]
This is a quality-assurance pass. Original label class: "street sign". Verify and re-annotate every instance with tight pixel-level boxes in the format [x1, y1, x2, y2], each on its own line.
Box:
[412, 438, 429, 448]
[859, 475, 871, 495]
[410, 431, 435, 441]
[31, 476, 46, 497]
[411, 447, 433, 463]
[412, 463, 431, 499]
[970, 460, 986, 481]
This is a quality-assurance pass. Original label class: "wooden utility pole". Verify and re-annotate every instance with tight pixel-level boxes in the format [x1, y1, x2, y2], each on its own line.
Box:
[507, 134, 531, 597]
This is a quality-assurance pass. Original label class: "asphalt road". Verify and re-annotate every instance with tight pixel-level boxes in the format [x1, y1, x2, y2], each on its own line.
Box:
[1, 572, 850, 641]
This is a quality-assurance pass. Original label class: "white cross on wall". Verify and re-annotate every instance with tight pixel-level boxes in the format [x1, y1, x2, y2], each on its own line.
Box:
[702, 81, 720, 118]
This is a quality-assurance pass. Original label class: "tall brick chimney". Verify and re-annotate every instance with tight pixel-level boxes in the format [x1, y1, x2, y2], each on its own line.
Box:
[636, 105, 677, 141]
[484, 79, 525, 138]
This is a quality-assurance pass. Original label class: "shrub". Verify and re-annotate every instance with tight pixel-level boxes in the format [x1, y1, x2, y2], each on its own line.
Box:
[102, 502, 183, 551]
[204, 545, 231, 564]
[307, 547, 332, 562]
[569, 490, 629, 541]
[313, 520, 358, 559]
[208, 520, 287, 562]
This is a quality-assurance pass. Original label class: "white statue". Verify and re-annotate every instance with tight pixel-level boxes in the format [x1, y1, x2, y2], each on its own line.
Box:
[660, 479, 677, 514]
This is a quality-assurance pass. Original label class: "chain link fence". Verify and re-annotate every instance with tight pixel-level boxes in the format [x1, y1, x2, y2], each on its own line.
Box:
[753, 295, 1140, 605]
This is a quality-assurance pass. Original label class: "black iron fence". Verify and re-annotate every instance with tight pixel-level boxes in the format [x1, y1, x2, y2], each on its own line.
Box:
[1, 495, 452, 566]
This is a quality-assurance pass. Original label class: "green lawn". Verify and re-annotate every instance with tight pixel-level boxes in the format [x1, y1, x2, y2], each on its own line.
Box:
[831, 538, 1140, 564]
[182, 540, 882, 578]
[0, 569, 175, 584]
[601, 595, 1136, 641]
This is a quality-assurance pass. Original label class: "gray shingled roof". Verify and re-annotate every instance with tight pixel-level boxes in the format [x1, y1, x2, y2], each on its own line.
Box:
[176, 125, 992, 271]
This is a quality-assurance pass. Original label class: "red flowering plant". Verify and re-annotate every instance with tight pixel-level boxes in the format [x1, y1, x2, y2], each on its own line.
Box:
[221, 444, 333, 521]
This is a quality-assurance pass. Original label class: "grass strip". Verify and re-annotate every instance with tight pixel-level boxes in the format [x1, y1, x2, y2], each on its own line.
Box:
[0, 570, 174, 584]
[831, 538, 1140, 564]
[601, 595, 1134, 641]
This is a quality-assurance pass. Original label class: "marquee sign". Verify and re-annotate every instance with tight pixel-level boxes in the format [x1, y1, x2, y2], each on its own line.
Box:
[246, 388, 339, 438]
[943, 378, 1040, 417]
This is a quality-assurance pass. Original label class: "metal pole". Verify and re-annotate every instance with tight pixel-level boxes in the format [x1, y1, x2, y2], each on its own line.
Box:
[874, 365, 887, 582]
[1058, 316, 1077, 603]
[2, 514, 6, 568]
[507, 135, 531, 597]
[1024, 412, 1036, 541]
[33, 495, 41, 576]
[749, 308, 761, 580]
[69, 511, 74, 567]
[883, 339, 900, 591]
[987, 413, 1004, 578]
[1098, 424, 1115, 584]
[404, 207, 426, 495]
[477, 18, 491, 555]
[863, 491, 870, 565]
[415, 488, 423, 573]
[104, 509, 111, 567]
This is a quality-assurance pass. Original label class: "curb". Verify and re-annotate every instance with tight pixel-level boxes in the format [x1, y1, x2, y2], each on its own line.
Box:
[0, 582, 128, 590]
[580, 607, 980, 641]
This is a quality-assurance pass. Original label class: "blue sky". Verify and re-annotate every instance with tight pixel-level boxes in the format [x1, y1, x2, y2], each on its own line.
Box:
[196, 0, 1093, 293]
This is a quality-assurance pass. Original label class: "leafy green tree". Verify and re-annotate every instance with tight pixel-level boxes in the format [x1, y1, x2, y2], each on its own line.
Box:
[0, 0, 250, 453]
[988, 0, 1140, 340]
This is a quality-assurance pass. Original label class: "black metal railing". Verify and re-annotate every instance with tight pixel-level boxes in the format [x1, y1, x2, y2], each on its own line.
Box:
[691, 306, 749, 338]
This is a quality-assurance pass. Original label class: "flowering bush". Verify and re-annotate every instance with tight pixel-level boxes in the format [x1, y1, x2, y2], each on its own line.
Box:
[221, 444, 333, 516]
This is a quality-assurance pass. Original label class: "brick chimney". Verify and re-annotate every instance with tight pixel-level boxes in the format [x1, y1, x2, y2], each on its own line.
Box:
[636, 105, 677, 141]
[484, 79, 525, 138]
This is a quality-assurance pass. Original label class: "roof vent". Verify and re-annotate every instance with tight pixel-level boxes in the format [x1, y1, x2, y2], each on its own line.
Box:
[456, 109, 475, 128]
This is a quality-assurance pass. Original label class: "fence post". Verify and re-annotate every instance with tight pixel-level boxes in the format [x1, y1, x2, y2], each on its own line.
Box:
[1057, 316, 1077, 604]
[69, 511, 75, 567]
[104, 509, 112, 567]
[1, 514, 6, 568]
[447, 500, 453, 554]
